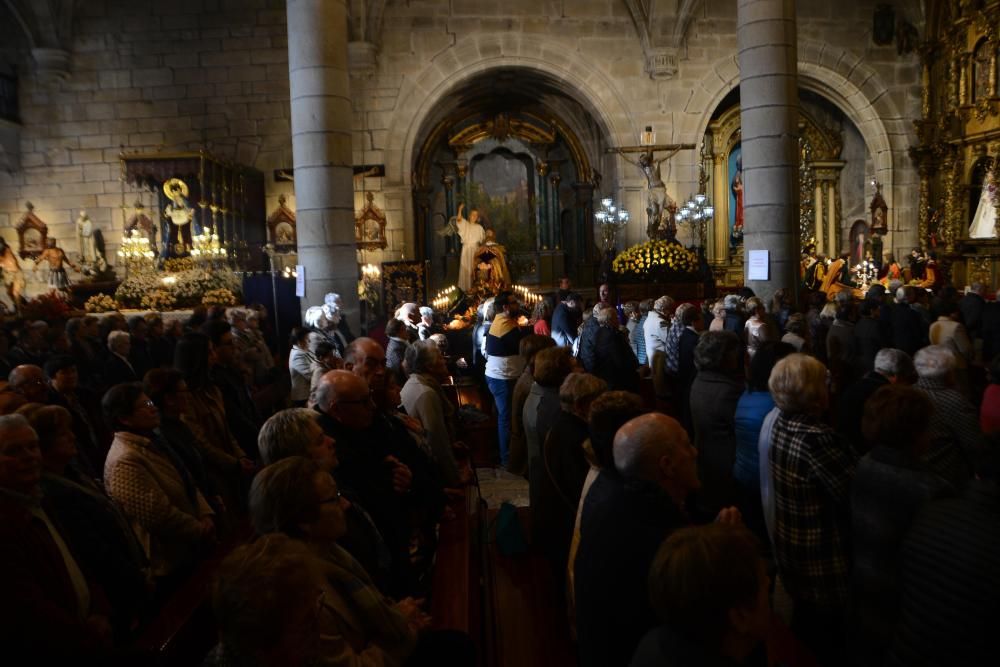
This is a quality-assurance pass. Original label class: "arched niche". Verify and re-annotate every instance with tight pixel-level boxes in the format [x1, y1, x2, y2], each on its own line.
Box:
[703, 89, 870, 280]
[410, 67, 613, 293]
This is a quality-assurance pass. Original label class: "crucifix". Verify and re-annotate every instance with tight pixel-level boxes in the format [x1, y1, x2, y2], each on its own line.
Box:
[607, 135, 696, 240]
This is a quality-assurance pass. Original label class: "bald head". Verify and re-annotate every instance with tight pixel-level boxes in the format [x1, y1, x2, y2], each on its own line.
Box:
[9, 365, 48, 403]
[315, 369, 374, 430]
[613, 413, 699, 499]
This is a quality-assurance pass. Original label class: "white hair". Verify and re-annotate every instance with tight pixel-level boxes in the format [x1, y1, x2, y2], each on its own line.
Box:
[914, 345, 956, 381]
[396, 302, 418, 321]
[257, 408, 321, 466]
[895, 287, 907, 303]
[107, 330, 130, 352]
[653, 295, 675, 315]
[874, 348, 913, 378]
[303, 306, 326, 329]
[595, 304, 616, 325]
[419, 306, 433, 318]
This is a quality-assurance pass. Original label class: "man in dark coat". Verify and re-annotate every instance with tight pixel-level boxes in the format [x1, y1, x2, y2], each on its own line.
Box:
[588, 305, 639, 392]
[958, 283, 986, 340]
[204, 321, 262, 460]
[981, 290, 1000, 364]
[850, 299, 886, 378]
[575, 413, 741, 667]
[891, 286, 928, 357]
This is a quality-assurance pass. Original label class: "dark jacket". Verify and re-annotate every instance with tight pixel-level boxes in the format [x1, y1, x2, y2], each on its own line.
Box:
[575, 472, 687, 667]
[886, 481, 1000, 667]
[551, 302, 580, 348]
[959, 292, 985, 338]
[104, 353, 138, 388]
[689, 369, 744, 515]
[891, 303, 927, 357]
[981, 301, 1000, 364]
[836, 372, 889, 453]
[590, 325, 639, 392]
[850, 316, 884, 378]
[0, 491, 110, 660]
[534, 410, 590, 567]
[850, 447, 954, 661]
[385, 337, 410, 383]
[209, 365, 261, 460]
[577, 316, 600, 370]
[631, 624, 762, 667]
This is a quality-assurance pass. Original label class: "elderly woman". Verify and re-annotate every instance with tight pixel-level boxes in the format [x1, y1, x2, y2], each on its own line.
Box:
[589, 304, 639, 391]
[850, 384, 954, 665]
[25, 404, 149, 635]
[508, 334, 557, 476]
[534, 372, 607, 574]
[105, 330, 138, 387]
[914, 345, 985, 488]
[687, 331, 744, 516]
[287, 326, 315, 407]
[249, 456, 433, 666]
[102, 383, 215, 586]
[768, 353, 858, 665]
[708, 299, 726, 333]
[743, 296, 773, 359]
[399, 340, 462, 487]
[525, 345, 576, 483]
[417, 306, 435, 341]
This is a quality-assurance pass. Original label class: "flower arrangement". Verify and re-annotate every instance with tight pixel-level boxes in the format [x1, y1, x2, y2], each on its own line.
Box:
[21, 292, 72, 321]
[163, 257, 196, 273]
[115, 265, 242, 309]
[202, 288, 237, 307]
[141, 290, 177, 312]
[611, 240, 699, 278]
[85, 293, 120, 313]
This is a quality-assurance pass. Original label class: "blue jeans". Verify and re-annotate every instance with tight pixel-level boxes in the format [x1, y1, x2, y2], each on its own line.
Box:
[485, 376, 517, 466]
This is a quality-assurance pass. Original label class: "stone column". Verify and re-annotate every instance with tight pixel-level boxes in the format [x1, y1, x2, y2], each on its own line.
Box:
[737, 0, 799, 303]
[551, 173, 562, 250]
[287, 0, 358, 323]
[711, 153, 729, 264]
[537, 161, 550, 250]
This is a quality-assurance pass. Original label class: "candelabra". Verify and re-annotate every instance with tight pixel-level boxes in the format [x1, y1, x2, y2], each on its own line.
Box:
[190, 227, 227, 261]
[432, 285, 458, 312]
[853, 260, 878, 292]
[511, 284, 543, 307]
[676, 193, 714, 250]
[595, 197, 630, 251]
[116, 230, 156, 276]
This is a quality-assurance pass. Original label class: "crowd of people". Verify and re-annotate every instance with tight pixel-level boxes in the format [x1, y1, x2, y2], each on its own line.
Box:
[2, 273, 999, 666]
[0, 299, 475, 665]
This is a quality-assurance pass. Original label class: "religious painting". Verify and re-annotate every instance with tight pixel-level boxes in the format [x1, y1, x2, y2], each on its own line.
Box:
[16, 203, 47, 261]
[467, 149, 537, 281]
[849, 220, 869, 265]
[973, 40, 993, 103]
[354, 191, 387, 251]
[267, 193, 297, 252]
[382, 260, 428, 316]
[728, 144, 744, 248]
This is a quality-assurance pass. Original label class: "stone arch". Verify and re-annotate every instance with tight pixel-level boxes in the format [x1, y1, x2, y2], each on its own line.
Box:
[678, 39, 915, 246]
[385, 33, 638, 187]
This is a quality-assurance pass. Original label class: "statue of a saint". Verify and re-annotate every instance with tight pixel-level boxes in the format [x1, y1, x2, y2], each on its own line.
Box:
[0, 237, 25, 308]
[970, 171, 999, 239]
[452, 203, 486, 292]
[39, 239, 80, 291]
[473, 229, 511, 294]
[619, 150, 676, 239]
[76, 209, 97, 266]
[162, 178, 198, 257]
[731, 157, 744, 245]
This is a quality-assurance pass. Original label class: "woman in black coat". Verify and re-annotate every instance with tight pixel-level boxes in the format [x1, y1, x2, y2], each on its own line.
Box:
[687, 331, 744, 518]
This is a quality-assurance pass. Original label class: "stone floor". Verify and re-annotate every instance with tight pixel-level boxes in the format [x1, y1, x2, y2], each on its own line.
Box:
[475, 467, 529, 509]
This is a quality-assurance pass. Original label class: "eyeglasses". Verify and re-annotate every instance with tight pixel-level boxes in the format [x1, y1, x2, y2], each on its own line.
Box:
[136, 399, 156, 410]
[318, 491, 342, 505]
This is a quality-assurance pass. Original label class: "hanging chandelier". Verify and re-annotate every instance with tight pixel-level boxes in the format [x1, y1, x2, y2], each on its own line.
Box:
[596, 197, 630, 251]
[676, 193, 714, 249]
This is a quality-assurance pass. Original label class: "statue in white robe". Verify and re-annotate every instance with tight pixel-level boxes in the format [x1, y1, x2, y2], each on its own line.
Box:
[970, 172, 998, 239]
[453, 203, 486, 292]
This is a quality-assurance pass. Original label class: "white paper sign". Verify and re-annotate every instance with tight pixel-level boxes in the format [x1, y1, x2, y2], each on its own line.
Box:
[295, 265, 305, 297]
[747, 250, 769, 281]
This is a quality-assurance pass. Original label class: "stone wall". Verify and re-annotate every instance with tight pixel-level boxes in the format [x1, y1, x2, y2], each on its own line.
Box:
[0, 0, 924, 276]
[0, 0, 294, 266]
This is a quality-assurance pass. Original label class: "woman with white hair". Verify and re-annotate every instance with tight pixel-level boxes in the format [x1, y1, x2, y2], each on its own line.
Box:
[417, 306, 435, 341]
[767, 353, 857, 665]
[395, 302, 421, 341]
[400, 341, 462, 487]
[914, 345, 984, 487]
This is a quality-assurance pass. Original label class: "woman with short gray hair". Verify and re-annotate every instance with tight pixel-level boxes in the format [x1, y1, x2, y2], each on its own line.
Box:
[767, 353, 858, 660]
[258, 407, 336, 471]
[688, 330, 744, 515]
[400, 341, 462, 487]
[914, 345, 984, 487]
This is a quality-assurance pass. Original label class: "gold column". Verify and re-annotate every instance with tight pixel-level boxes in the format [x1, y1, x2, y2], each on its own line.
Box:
[711, 153, 728, 265]
[959, 52, 969, 106]
[917, 161, 931, 249]
[814, 182, 824, 255]
[942, 152, 957, 253]
[827, 180, 838, 255]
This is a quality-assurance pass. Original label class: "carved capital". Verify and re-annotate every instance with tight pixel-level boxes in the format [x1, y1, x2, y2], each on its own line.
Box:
[645, 48, 679, 81]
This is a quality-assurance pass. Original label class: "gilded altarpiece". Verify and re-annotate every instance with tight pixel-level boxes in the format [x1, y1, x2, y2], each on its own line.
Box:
[706, 105, 844, 286]
[913, 1, 1000, 288]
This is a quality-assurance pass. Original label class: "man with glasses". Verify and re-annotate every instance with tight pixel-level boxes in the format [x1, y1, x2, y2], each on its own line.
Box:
[0, 414, 114, 660]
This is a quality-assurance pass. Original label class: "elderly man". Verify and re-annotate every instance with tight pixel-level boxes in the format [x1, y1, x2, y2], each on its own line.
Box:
[8, 364, 50, 405]
[44, 356, 104, 477]
[400, 341, 463, 488]
[587, 304, 639, 391]
[205, 320, 262, 460]
[104, 330, 138, 387]
[0, 414, 113, 660]
[574, 412, 739, 667]
[891, 286, 929, 357]
[7, 321, 48, 368]
[914, 345, 985, 488]
[642, 295, 674, 368]
[837, 348, 915, 453]
[314, 367, 417, 595]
